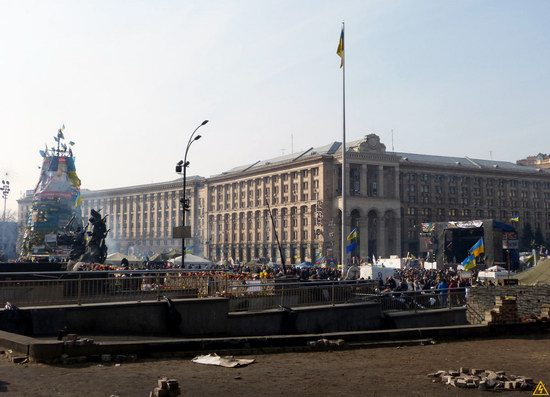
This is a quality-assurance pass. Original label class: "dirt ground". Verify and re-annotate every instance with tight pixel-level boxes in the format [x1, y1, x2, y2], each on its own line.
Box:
[1, 334, 549, 397]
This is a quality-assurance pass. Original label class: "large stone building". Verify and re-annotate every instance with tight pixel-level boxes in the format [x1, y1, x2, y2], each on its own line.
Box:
[18, 134, 550, 264]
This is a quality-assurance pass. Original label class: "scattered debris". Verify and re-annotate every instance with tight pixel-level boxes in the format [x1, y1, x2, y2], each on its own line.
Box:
[192, 353, 255, 368]
[521, 303, 550, 324]
[149, 377, 181, 397]
[428, 368, 537, 391]
[307, 338, 345, 348]
[62, 334, 96, 347]
[3, 349, 29, 364]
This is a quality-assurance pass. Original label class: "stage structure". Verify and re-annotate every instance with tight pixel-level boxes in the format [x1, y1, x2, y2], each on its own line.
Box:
[419, 219, 519, 270]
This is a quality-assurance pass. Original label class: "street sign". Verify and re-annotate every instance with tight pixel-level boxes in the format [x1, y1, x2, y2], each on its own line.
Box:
[172, 226, 191, 239]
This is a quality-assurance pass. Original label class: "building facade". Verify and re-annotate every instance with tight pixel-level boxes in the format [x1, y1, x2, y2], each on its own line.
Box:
[17, 134, 550, 263]
[18, 177, 205, 258]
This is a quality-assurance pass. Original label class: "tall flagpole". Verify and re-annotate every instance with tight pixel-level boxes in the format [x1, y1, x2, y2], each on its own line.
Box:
[337, 22, 348, 277]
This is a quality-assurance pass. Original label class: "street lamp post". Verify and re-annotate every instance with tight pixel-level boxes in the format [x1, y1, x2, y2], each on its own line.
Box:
[175, 120, 208, 269]
[1, 174, 10, 259]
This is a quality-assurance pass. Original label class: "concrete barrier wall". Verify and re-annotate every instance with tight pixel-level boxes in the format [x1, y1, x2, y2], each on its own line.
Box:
[23, 299, 384, 337]
[28, 298, 229, 336]
[8, 298, 473, 338]
[227, 302, 383, 336]
[385, 308, 467, 329]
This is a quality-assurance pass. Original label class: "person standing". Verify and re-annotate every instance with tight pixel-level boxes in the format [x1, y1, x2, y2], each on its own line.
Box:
[437, 278, 449, 308]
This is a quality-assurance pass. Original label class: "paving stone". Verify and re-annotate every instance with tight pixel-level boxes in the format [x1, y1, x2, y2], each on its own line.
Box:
[504, 381, 517, 390]
[455, 379, 468, 388]
[441, 375, 453, 384]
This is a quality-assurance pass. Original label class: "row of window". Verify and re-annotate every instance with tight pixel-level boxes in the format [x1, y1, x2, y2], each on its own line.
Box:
[405, 173, 550, 189]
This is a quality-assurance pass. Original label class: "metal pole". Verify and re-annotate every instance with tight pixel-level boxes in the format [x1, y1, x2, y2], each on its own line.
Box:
[265, 198, 286, 274]
[339, 22, 348, 277]
[180, 120, 208, 270]
[1, 174, 9, 259]
[182, 156, 187, 268]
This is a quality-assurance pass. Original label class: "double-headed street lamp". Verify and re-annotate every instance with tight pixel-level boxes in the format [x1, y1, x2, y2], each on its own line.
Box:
[175, 120, 208, 269]
[1, 174, 10, 258]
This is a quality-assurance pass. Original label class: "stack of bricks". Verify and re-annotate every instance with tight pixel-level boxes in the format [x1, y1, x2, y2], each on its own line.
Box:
[150, 377, 181, 397]
[540, 303, 550, 321]
[484, 296, 519, 325]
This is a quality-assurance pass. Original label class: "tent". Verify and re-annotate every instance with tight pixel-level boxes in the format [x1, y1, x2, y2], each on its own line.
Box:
[477, 266, 515, 281]
[172, 254, 214, 268]
[516, 258, 550, 285]
[486, 265, 507, 272]
[296, 261, 315, 269]
[105, 252, 142, 265]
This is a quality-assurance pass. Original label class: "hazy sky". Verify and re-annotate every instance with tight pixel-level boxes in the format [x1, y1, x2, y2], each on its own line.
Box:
[1, 0, 549, 215]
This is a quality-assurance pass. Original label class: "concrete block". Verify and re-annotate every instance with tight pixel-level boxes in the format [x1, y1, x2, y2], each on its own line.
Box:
[153, 387, 170, 397]
[166, 380, 179, 390]
[158, 379, 168, 389]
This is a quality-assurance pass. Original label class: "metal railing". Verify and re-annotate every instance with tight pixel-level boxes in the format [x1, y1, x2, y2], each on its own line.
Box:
[0, 270, 228, 307]
[0, 271, 471, 318]
[378, 288, 468, 312]
[226, 280, 378, 312]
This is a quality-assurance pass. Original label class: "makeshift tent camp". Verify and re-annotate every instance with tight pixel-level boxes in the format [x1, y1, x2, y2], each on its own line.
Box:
[148, 249, 182, 263]
[516, 258, 550, 285]
[105, 252, 142, 265]
[172, 254, 214, 268]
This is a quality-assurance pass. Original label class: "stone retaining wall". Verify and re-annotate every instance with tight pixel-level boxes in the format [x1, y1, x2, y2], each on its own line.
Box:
[467, 285, 550, 323]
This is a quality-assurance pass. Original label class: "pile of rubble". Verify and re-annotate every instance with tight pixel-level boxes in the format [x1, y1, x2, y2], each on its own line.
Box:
[2, 349, 28, 364]
[149, 377, 181, 397]
[522, 303, 550, 323]
[62, 333, 96, 347]
[307, 338, 345, 348]
[428, 368, 536, 391]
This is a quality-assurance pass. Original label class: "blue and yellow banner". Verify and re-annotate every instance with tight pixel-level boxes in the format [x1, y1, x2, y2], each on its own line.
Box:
[469, 237, 485, 258]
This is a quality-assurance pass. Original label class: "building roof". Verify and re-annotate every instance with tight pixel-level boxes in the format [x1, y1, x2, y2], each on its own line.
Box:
[213, 134, 549, 178]
[212, 141, 341, 177]
[393, 151, 549, 174]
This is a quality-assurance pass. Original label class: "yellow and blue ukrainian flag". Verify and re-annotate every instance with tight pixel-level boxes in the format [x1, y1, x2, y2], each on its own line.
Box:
[336, 26, 344, 68]
[469, 238, 485, 258]
[346, 228, 357, 253]
[461, 254, 476, 271]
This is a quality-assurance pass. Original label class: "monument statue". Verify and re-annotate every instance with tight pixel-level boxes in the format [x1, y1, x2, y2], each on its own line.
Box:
[78, 209, 109, 264]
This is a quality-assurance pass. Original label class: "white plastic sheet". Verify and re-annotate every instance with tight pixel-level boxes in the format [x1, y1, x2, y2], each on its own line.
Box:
[191, 353, 255, 368]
